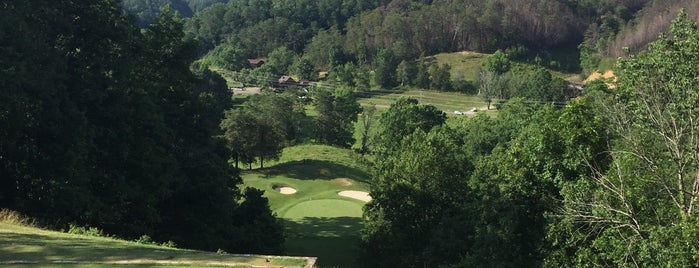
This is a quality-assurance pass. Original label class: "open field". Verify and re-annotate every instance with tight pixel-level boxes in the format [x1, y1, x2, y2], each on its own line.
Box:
[242, 145, 371, 268]
[0, 222, 311, 268]
[356, 89, 496, 116]
[430, 51, 488, 81]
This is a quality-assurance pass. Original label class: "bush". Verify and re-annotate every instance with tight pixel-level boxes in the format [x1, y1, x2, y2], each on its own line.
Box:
[0, 209, 36, 227]
[67, 223, 104, 237]
[136, 234, 154, 244]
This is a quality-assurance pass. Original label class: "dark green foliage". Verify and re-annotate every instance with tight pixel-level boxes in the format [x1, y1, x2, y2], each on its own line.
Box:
[546, 11, 699, 266]
[266, 46, 298, 76]
[122, 0, 194, 27]
[374, 48, 400, 88]
[184, 0, 384, 58]
[291, 57, 316, 80]
[0, 0, 282, 254]
[312, 88, 362, 147]
[232, 187, 285, 254]
[371, 98, 446, 157]
[361, 127, 473, 268]
[199, 43, 247, 71]
[361, 96, 615, 267]
[428, 63, 452, 91]
[221, 92, 306, 169]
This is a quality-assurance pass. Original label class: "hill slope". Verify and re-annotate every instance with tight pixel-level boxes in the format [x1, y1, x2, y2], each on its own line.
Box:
[0, 221, 312, 267]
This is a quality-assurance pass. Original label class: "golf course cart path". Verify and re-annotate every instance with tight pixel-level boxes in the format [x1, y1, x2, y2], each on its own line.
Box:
[338, 190, 372, 202]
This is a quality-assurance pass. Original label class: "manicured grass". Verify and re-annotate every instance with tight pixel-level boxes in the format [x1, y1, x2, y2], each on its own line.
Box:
[241, 144, 371, 268]
[0, 222, 309, 267]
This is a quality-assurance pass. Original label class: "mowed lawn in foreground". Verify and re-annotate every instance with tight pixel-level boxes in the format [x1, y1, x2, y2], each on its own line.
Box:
[0, 221, 310, 268]
[242, 144, 372, 268]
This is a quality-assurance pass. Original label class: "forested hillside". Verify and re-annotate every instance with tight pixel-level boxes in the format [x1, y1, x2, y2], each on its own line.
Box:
[0, 0, 282, 254]
[4, 0, 699, 266]
[359, 11, 699, 267]
[121, 0, 229, 27]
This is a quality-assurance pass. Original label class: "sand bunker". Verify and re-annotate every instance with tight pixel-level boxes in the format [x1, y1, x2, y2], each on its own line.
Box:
[273, 187, 297, 194]
[338, 191, 372, 202]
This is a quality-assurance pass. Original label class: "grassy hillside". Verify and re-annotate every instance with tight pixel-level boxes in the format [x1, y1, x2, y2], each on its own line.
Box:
[430, 51, 488, 82]
[241, 144, 371, 268]
[0, 217, 311, 267]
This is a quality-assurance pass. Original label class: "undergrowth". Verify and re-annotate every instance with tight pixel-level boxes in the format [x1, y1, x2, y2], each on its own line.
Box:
[0, 208, 36, 227]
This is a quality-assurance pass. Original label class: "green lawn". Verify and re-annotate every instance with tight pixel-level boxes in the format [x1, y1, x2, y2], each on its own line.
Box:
[241, 144, 371, 268]
[0, 222, 310, 268]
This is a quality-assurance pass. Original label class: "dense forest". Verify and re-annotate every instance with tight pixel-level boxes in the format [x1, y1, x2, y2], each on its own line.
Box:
[0, 0, 282, 254]
[3, 0, 699, 266]
[360, 11, 699, 266]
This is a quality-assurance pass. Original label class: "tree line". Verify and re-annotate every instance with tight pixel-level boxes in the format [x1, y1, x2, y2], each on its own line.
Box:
[358, 11, 699, 267]
[180, 0, 656, 71]
[0, 0, 282, 254]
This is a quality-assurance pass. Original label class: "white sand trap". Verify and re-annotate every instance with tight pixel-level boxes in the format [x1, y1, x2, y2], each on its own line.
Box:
[274, 187, 297, 194]
[338, 190, 372, 202]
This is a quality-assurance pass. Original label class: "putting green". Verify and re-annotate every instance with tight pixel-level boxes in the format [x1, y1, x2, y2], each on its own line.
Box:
[283, 199, 364, 238]
[284, 199, 363, 219]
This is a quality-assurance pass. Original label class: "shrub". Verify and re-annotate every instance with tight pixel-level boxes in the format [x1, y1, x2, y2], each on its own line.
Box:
[67, 223, 104, 237]
[0, 209, 36, 227]
[136, 234, 154, 244]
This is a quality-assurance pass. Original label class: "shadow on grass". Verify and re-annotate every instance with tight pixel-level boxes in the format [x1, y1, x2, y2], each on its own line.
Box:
[284, 217, 362, 238]
[261, 160, 370, 184]
[354, 89, 405, 100]
[0, 232, 162, 262]
[284, 217, 363, 268]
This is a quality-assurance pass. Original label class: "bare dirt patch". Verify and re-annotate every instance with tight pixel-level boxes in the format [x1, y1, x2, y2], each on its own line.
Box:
[338, 191, 371, 202]
[274, 187, 297, 194]
[585, 70, 616, 88]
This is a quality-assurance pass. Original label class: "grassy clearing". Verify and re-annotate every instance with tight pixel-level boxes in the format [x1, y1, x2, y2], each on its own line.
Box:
[356, 89, 496, 116]
[0, 221, 309, 268]
[241, 144, 371, 268]
[430, 51, 488, 81]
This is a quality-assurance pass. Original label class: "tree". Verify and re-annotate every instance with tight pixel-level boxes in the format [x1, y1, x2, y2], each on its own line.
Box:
[371, 98, 446, 161]
[483, 49, 511, 75]
[361, 127, 473, 267]
[232, 187, 285, 254]
[428, 63, 452, 90]
[313, 88, 362, 147]
[221, 92, 303, 169]
[202, 43, 247, 71]
[291, 57, 315, 80]
[374, 48, 399, 88]
[396, 60, 417, 86]
[358, 103, 377, 154]
[220, 109, 257, 168]
[0, 1, 284, 254]
[551, 10, 699, 266]
[266, 46, 298, 75]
